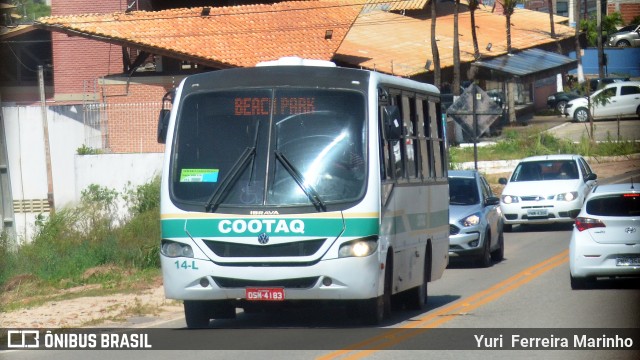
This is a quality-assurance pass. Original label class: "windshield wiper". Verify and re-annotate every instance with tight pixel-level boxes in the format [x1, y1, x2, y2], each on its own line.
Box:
[205, 147, 255, 212]
[274, 150, 326, 212]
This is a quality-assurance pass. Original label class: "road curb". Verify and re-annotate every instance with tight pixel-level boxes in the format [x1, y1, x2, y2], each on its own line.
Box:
[454, 153, 640, 174]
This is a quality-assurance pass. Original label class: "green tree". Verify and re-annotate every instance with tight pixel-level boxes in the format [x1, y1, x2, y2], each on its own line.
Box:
[580, 13, 624, 47]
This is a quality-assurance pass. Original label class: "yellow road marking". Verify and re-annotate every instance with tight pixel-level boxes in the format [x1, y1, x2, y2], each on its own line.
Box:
[317, 249, 569, 360]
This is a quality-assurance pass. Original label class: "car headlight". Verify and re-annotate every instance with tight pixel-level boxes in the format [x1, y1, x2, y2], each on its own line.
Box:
[557, 191, 578, 202]
[548, 95, 555, 101]
[161, 240, 194, 258]
[501, 195, 519, 204]
[338, 236, 378, 258]
[459, 213, 481, 227]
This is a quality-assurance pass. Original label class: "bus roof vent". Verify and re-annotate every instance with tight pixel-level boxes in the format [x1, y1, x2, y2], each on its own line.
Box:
[256, 57, 336, 67]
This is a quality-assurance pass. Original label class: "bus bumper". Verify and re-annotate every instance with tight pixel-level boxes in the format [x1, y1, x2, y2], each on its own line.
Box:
[161, 254, 383, 301]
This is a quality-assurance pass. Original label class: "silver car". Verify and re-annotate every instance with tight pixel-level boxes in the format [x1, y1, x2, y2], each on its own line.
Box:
[449, 170, 504, 267]
[569, 183, 640, 289]
[607, 24, 640, 47]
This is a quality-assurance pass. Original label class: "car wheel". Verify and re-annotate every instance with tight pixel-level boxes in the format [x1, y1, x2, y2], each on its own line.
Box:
[616, 40, 631, 48]
[570, 274, 589, 290]
[574, 107, 589, 123]
[491, 230, 504, 262]
[555, 100, 567, 114]
[477, 232, 492, 268]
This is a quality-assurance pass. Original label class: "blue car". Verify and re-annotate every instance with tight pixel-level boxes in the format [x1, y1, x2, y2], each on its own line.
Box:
[449, 170, 505, 267]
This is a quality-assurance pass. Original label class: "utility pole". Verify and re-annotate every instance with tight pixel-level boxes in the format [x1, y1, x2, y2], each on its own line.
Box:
[38, 65, 55, 214]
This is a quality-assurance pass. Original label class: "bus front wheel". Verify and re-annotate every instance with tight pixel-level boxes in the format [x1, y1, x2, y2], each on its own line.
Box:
[361, 255, 393, 325]
[184, 300, 236, 328]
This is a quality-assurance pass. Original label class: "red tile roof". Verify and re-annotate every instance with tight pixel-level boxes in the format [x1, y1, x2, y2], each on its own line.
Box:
[36, 1, 363, 68]
[336, 5, 576, 76]
[35, 1, 574, 77]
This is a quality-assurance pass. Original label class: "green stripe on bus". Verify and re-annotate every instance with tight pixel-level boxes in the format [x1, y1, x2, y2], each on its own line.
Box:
[161, 217, 379, 238]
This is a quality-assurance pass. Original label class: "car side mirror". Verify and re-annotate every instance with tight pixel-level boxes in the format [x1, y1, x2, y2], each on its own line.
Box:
[485, 196, 500, 206]
[499, 177, 508, 185]
[586, 173, 597, 181]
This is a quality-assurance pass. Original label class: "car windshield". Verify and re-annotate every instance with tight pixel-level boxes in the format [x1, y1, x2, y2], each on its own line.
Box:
[511, 160, 579, 182]
[449, 177, 479, 205]
[170, 87, 367, 210]
[586, 193, 640, 216]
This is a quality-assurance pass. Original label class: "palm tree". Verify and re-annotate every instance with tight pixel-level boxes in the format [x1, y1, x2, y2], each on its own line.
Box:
[548, 0, 556, 38]
[453, 0, 461, 95]
[431, 0, 441, 88]
[502, 0, 517, 54]
[468, 0, 481, 59]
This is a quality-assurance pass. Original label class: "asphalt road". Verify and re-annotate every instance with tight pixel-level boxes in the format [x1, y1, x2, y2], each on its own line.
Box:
[4, 223, 638, 360]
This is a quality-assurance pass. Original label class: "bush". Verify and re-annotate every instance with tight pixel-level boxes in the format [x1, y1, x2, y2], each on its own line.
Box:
[0, 178, 161, 289]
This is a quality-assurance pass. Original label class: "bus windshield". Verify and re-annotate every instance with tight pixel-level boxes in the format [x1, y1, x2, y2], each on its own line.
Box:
[170, 88, 366, 210]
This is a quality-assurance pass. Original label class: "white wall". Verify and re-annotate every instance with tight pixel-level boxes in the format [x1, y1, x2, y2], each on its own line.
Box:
[74, 152, 163, 204]
[2, 105, 163, 243]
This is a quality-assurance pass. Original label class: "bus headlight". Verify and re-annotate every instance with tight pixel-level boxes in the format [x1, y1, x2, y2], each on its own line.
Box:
[161, 240, 194, 258]
[338, 237, 378, 258]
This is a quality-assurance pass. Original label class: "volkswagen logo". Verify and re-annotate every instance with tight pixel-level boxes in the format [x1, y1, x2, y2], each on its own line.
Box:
[258, 233, 270, 245]
[625, 227, 637, 234]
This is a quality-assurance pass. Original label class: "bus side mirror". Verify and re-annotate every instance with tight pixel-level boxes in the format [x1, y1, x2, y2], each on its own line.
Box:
[157, 90, 174, 144]
[157, 109, 170, 144]
[382, 105, 403, 141]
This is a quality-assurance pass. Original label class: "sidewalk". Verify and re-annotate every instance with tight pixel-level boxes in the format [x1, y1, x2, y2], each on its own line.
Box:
[516, 114, 640, 143]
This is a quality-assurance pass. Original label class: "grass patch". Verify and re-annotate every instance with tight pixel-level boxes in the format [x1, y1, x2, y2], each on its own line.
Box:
[0, 177, 161, 313]
[450, 128, 640, 163]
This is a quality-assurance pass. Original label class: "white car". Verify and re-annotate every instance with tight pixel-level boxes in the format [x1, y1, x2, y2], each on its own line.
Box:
[569, 183, 640, 289]
[564, 81, 640, 122]
[498, 155, 598, 231]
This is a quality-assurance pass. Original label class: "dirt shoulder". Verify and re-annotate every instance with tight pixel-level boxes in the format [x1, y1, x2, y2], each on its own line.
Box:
[1, 279, 183, 329]
[1, 157, 638, 329]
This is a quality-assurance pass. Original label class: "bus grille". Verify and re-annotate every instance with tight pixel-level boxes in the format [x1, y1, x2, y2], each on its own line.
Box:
[212, 277, 319, 289]
[202, 239, 326, 258]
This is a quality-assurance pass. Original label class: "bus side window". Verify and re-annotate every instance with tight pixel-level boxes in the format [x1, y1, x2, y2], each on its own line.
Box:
[430, 100, 443, 178]
[402, 95, 419, 180]
[415, 97, 428, 181]
[391, 93, 405, 180]
[422, 99, 435, 179]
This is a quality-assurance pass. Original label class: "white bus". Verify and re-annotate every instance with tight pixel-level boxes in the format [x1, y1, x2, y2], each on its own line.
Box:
[157, 59, 449, 328]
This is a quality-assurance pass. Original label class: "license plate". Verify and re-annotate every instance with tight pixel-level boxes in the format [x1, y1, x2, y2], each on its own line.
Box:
[616, 256, 640, 266]
[245, 287, 285, 301]
[527, 209, 548, 217]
